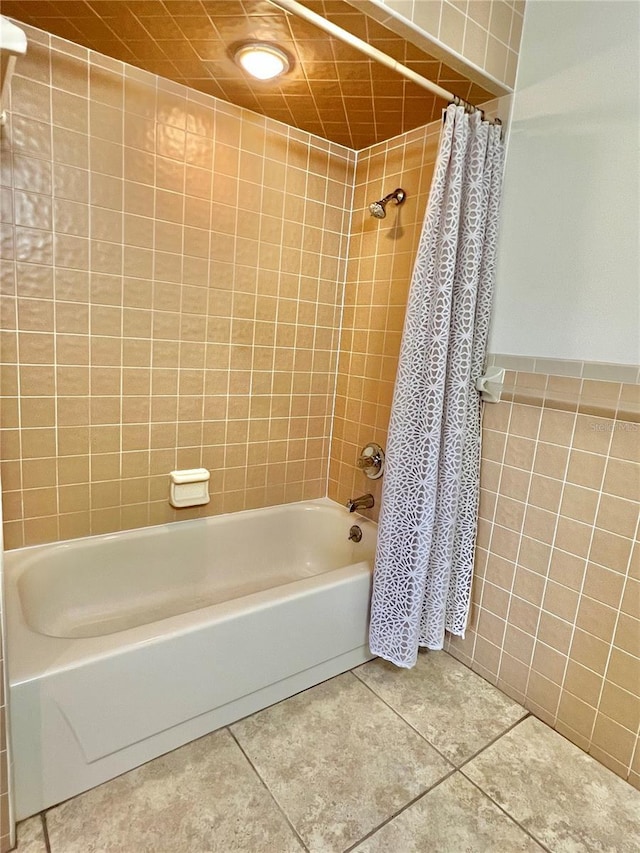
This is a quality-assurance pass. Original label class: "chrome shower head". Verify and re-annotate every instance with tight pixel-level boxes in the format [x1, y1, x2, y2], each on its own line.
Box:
[369, 188, 406, 219]
[369, 201, 387, 219]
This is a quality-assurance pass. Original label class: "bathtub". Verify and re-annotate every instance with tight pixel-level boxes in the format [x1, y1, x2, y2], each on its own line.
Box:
[4, 498, 376, 819]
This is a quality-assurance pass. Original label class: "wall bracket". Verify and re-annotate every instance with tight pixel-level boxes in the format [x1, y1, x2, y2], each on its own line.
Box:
[476, 366, 505, 403]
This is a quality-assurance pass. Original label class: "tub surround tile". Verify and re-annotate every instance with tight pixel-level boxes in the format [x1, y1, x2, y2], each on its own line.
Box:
[328, 120, 440, 521]
[351, 772, 544, 852]
[230, 672, 451, 853]
[463, 716, 640, 853]
[45, 728, 305, 853]
[354, 651, 527, 765]
[16, 816, 47, 853]
[3, 42, 356, 552]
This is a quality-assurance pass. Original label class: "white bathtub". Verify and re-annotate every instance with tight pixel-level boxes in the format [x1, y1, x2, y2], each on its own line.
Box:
[4, 498, 376, 819]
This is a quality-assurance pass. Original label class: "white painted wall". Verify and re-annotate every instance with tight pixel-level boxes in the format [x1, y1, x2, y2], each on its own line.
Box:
[489, 0, 640, 365]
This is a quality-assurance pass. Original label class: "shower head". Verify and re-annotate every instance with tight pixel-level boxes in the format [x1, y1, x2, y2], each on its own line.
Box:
[369, 187, 406, 219]
[369, 201, 386, 219]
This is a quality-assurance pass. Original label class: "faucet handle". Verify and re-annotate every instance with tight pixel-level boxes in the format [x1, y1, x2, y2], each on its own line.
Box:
[357, 443, 385, 479]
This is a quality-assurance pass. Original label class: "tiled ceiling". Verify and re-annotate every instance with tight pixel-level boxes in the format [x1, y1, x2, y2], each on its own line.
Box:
[4, 0, 495, 149]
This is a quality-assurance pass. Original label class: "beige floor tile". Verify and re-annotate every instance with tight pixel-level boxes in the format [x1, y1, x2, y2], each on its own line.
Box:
[463, 716, 640, 852]
[16, 816, 47, 853]
[45, 728, 304, 853]
[231, 672, 451, 853]
[352, 772, 544, 852]
[354, 651, 527, 764]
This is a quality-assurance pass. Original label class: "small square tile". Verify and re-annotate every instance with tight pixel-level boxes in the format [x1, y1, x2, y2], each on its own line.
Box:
[463, 716, 640, 852]
[354, 651, 527, 764]
[231, 672, 450, 853]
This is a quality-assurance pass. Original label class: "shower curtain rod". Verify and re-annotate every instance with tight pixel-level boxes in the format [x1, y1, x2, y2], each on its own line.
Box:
[267, 0, 487, 117]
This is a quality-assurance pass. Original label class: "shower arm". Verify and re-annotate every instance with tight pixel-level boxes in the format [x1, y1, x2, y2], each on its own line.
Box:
[380, 189, 405, 206]
[267, 0, 492, 117]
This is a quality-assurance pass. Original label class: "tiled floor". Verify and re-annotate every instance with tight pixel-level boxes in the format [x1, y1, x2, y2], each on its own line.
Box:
[15, 651, 640, 853]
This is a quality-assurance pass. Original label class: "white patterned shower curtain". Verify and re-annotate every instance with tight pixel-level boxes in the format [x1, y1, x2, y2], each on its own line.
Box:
[369, 104, 505, 668]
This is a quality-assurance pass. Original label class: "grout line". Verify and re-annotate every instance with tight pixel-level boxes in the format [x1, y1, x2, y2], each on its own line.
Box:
[459, 772, 553, 853]
[353, 655, 531, 770]
[47, 34, 61, 546]
[325, 149, 356, 502]
[473, 392, 518, 666]
[351, 669, 456, 768]
[557, 401, 618, 745]
[226, 727, 311, 853]
[519, 387, 575, 713]
[346, 665, 540, 851]
[456, 712, 532, 772]
[584, 490, 640, 772]
[40, 811, 52, 853]
[86, 49, 96, 536]
[452, 713, 568, 852]
[630, 731, 640, 788]
[227, 660, 533, 852]
[222, 667, 363, 732]
[342, 767, 458, 853]
[118, 59, 126, 527]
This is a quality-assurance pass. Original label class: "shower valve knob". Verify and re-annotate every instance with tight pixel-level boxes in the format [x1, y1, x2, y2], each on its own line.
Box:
[357, 443, 385, 479]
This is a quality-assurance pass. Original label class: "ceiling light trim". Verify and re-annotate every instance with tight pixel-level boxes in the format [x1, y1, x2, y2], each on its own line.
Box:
[235, 42, 291, 81]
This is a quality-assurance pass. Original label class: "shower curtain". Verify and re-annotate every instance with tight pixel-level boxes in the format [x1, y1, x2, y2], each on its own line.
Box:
[369, 104, 505, 668]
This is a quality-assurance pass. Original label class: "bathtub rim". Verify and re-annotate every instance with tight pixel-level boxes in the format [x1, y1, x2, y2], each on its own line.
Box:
[4, 495, 364, 558]
[4, 497, 377, 684]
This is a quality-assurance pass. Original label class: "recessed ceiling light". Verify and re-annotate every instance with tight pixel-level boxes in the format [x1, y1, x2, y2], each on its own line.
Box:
[235, 43, 290, 80]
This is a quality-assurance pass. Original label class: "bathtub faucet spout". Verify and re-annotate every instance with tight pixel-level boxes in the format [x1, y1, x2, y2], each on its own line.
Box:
[346, 494, 374, 513]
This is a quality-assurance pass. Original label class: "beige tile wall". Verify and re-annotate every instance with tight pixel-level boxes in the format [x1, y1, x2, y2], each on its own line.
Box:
[446, 373, 640, 787]
[365, 0, 525, 88]
[310, 111, 639, 789]
[323, 117, 638, 788]
[328, 120, 440, 512]
[1, 20, 636, 850]
[0, 27, 355, 550]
